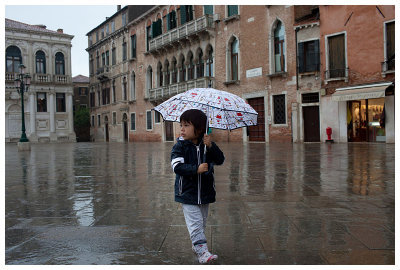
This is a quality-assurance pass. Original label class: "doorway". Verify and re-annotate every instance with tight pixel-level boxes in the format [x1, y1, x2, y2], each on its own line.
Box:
[122, 113, 128, 142]
[104, 116, 109, 142]
[165, 121, 174, 141]
[247, 97, 265, 141]
[303, 106, 320, 142]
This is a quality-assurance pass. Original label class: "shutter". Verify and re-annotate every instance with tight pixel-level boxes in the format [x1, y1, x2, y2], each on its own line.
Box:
[188, 5, 193, 21]
[228, 5, 238, 17]
[180, 6, 187, 25]
[329, 34, 345, 71]
[298, 42, 304, 73]
[314, 40, 320, 71]
[167, 13, 170, 30]
[387, 22, 395, 58]
[204, 5, 213, 15]
[151, 22, 156, 38]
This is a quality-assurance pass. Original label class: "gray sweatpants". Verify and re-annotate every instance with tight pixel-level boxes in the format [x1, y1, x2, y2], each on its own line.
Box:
[182, 204, 209, 246]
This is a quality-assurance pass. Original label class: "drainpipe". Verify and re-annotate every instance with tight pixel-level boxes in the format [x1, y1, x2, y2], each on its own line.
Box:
[295, 27, 299, 91]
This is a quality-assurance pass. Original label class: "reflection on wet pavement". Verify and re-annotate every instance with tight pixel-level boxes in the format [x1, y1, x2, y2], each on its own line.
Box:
[5, 142, 395, 264]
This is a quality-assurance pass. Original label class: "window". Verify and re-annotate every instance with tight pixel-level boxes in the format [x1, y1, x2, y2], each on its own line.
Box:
[180, 56, 186, 82]
[228, 5, 238, 17]
[274, 21, 285, 73]
[56, 93, 66, 112]
[111, 21, 115, 32]
[112, 80, 116, 103]
[196, 51, 204, 78]
[188, 54, 194, 80]
[130, 71, 136, 100]
[204, 5, 213, 15]
[91, 115, 95, 127]
[298, 40, 320, 73]
[131, 113, 136, 130]
[55, 52, 65, 75]
[123, 77, 127, 100]
[106, 24, 109, 36]
[102, 88, 110, 105]
[79, 87, 88, 96]
[35, 50, 46, 74]
[147, 67, 153, 91]
[172, 59, 177, 83]
[385, 21, 395, 70]
[206, 47, 214, 77]
[273, 94, 286, 124]
[165, 62, 170, 85]
[112, 47, 116, 65]
[146, 25, 152, 51]
[105, 50, 109, 66]
[167, 10, 177, 30]
[102, 52, 105, 66]
[101, 28, 104, 39]
[112, 112, 117, 125]
[302, 92, 320, 104]
[97, 90, 101, 106]
[122, 40, 127, 61]
[152, 19, 162, 38]
[155, 111, 161, 124]
[131, 34, 136, 59]
[90, 92, 95, 107]
[146, 110, 153, 130]
[180, 5, 193, 25]
[37, 92, 47, 112]
[96, 51, 100, 69]
[90, 54, 94, 75]
[231, 38, 239, 80]
[96, 32, 99, 42]
[327, 33, 346, 78]
[88, 35, 93, 46]
[6, 46, 22, 73]
[158, 64, 163, 87]
[98, 115, 101, 127]
[122, 13, 127, 26]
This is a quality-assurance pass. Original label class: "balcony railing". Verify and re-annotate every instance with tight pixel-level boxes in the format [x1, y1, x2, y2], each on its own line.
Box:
[54, 75, 70, 84]
[148, 15, 214, 52]
[33, 74, 51, 83]
[5, 72, 15, 81]
[96, 66, 110, 81]
[149, 77, 214, 102]
[324, 68, 349, 81]
[6, 72, 70, 84]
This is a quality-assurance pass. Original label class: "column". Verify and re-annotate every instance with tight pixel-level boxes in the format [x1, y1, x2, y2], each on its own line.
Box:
[67, 93, 76, 141]
[49, 91, 57, 141]
[29, 92, 37, 141]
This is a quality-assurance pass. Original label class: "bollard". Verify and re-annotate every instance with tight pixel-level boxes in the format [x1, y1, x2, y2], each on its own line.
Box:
[326, 127, 334, 143]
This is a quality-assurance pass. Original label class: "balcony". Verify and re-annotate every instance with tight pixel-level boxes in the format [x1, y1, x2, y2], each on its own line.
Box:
[33, 74, 51, 83]
[148, 15, 214, 53]
[381, 58, 395, 77]
[149, 77, 214, 102]
[96, 66, 110, 81]
[54, 75, 70, 84]
[324, 68, 349, 84]
[5, 72, 15, 82]
[6, 72, 69, 84]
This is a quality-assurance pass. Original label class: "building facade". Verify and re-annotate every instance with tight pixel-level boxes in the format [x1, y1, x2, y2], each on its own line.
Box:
[5, 18, 76, 143]
[87, 5, 395, 144]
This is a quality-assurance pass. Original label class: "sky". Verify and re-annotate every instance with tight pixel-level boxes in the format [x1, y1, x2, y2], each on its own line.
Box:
[5, 5, 121, 77]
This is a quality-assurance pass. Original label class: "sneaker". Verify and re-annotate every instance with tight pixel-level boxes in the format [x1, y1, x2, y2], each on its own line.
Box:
[198, 250, 218, 264]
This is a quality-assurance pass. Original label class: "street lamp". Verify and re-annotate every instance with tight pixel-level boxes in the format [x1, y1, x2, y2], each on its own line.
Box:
[14, 64, 31, 143]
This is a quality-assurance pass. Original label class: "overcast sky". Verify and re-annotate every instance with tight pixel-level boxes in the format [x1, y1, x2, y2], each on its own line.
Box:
[5, 5, 122, 77]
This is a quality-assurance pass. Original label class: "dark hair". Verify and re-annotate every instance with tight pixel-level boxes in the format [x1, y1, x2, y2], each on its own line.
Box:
[180, 109, 207, 138]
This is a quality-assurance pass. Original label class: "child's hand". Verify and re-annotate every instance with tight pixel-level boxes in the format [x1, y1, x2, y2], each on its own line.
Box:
[203, 134, 212, 148]
[197, 163, 208, 174]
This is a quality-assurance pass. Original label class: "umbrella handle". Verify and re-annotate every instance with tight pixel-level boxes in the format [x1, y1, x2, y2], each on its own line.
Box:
[203, 107, 209, 163]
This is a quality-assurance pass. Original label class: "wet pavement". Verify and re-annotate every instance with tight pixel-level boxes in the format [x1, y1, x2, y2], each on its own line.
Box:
[5, 142, 395, 265]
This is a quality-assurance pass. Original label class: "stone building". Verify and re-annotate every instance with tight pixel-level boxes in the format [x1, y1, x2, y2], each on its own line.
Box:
[72, 75, 90, 141]
[87, 5, 395, 144]
[5, 18, 76, 143]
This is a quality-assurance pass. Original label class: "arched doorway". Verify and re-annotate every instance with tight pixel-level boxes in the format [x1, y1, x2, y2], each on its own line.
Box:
[104, 116, 109, 142]
[122, 113, 128, 142]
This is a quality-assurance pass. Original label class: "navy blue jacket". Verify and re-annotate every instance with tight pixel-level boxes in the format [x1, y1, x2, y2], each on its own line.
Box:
[171, 138, 225, 205]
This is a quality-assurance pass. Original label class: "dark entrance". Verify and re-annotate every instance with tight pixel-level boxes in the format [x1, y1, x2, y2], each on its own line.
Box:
[303, 106, 320, 142]
[122, 113, 128, 142]
[165, 121, 174, 141]
[247, 97, 265, 141]
[104, 116, 109, 142]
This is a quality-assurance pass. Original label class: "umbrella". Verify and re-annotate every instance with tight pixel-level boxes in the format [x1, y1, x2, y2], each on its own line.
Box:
[153, 87, 258, 131]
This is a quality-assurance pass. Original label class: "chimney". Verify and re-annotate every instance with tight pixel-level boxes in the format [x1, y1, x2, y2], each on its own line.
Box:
[117, 5, 121, 11]
[57, 29, 63, 33]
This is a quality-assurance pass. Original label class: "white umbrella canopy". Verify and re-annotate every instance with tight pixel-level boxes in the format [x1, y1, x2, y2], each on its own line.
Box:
[153, 88, 258, 131]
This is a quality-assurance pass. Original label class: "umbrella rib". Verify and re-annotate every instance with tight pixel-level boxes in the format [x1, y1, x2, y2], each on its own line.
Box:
[177, 98, 258, 115]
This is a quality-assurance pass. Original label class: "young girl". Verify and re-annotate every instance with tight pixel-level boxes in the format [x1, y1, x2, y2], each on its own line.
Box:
[171, 109, 225, 264]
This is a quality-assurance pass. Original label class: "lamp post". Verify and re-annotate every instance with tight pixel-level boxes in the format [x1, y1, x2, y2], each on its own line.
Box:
[14, 64, 31, 144]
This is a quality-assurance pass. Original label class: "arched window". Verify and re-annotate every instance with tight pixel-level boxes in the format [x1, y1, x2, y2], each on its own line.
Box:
[165, 61, 170, 86]
[274, 21, 285, 72]
[147, 66, 153, 90]
[206, 47, 214, 77]
[36, 50, 46, 74]
[231, 38, 239, 81]
[130, 71, 136, 100]
[123, 76, 127, 100]
[6, 46, 22, 73]
[172, 58, 177, 83]
[55, 52, 65, 75]
[158, 63, 163, 87]
[196, 50, 204, 78]
[180, 56, 186, 82]
[188, 53, 194, 80]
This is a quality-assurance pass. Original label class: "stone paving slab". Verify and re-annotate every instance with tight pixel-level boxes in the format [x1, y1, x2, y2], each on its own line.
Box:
[5, 142, 395, 265]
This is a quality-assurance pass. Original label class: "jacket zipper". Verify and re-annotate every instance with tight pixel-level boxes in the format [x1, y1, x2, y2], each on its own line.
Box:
[196, 145, 201, 204]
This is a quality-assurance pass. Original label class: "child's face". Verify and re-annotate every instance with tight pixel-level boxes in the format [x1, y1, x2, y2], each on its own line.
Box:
[180, 121, 197, 142]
